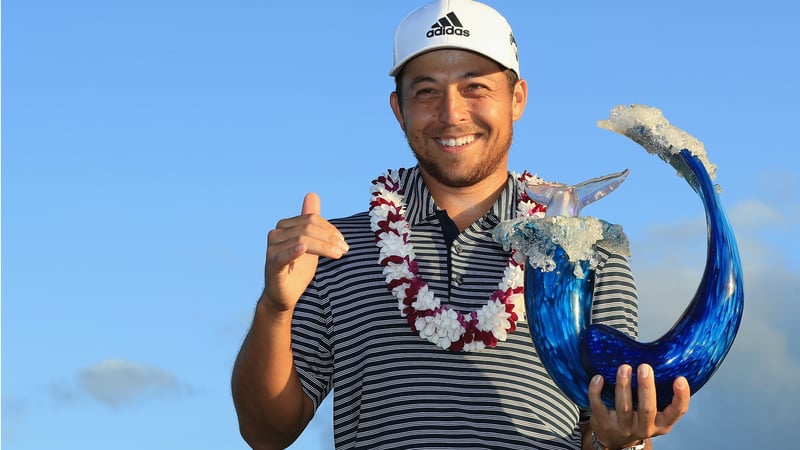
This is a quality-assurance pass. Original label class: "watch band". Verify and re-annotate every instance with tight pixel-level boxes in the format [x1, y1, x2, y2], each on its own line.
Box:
[592, 431, 646, 450]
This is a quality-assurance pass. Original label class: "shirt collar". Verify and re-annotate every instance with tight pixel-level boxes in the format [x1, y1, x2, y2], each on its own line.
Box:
[401, 166, 521, 227]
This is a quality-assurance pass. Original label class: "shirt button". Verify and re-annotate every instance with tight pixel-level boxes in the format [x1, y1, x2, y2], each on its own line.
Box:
[453, 243, 463, 254]
[453, 274, 464, 285]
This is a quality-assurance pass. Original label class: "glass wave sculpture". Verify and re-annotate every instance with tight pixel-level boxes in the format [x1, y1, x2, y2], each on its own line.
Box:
[580, 149, 744, 410]
[498, 106, 744, 411]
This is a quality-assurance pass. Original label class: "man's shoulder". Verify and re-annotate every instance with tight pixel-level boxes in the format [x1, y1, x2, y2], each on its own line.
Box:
[330, 210, 370, 227]
[329, 211, 373, 243]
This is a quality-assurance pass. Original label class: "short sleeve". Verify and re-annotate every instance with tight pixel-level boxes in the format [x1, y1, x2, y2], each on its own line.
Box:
[591, 247, 639, 339]
[291, 280, 334, 410]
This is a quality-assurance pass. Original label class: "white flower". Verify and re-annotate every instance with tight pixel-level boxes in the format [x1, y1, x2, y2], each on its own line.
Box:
[383, 262, 413, 283]
[381, 190, 404, 206]
[440, 309, 464, 340]
[508, 293, 526, 321]
[499, 264, 524, 290]
[411, 285, 438, 310]
[392, 282, 410, 300]
[417, 316, 435, 337]
[517, 200, 538, 217]
[435, 337, 452, 350]
[476, 299, 512, 341]
[463, 340, 486, 352]
[388, 218, 408, 234]
[377, 232, 410, 259]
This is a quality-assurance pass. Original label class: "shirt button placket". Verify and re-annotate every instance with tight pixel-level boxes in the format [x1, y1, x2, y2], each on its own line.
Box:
[452, 242, 464, 286]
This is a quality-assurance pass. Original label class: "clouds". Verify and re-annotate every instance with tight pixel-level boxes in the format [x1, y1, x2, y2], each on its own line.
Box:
[2, 359, 195, 448]
[631, 198, 800, 449]
[730, 200, 785, 229]
[46, 359, 191, 409]
[78, 359, 185, 408]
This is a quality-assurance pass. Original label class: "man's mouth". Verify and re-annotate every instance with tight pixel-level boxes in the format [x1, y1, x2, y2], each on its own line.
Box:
[434, 134, 478, 148]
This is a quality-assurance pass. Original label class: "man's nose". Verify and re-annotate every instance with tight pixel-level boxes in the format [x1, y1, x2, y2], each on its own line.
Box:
[438, 88, 469, 124]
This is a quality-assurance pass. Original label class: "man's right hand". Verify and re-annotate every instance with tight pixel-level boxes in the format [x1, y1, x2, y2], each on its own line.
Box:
[233, 192, 346, 449]
[261, 192, 349, 312]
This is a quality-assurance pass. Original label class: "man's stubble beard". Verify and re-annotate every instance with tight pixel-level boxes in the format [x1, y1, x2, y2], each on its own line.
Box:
[406, 129, 513, 189]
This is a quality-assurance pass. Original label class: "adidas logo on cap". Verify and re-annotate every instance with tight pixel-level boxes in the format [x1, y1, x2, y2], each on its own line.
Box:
[426, 12, 470, 38]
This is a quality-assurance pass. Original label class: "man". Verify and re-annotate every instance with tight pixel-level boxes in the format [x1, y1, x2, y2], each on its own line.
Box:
[232, 1, 690, 449]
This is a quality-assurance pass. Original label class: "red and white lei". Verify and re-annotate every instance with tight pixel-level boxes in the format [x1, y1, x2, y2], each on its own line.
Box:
[369, 169, 545, 351]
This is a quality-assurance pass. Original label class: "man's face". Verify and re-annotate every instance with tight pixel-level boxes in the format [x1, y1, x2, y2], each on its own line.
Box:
[390, 49, 527, 188]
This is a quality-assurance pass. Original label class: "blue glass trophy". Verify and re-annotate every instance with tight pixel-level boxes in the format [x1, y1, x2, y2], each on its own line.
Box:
[494, 105, 744, 410]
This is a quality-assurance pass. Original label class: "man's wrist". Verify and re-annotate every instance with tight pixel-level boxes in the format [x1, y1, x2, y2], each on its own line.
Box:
[591, 432, 646, 450]
[256, 291, 296, 320]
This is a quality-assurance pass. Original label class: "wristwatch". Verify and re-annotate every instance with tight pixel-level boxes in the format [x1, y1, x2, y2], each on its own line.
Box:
[592, 431, 646, 450]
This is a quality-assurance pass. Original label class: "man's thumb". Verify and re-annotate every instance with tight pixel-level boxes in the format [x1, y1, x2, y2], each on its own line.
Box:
[301, 192, 321, 216]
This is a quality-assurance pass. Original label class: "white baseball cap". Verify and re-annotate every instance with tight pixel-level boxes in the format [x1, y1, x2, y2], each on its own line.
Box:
[390, 0, 520, 77]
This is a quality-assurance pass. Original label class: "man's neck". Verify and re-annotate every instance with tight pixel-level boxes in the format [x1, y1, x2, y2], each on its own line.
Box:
[421, 171, 508, 232]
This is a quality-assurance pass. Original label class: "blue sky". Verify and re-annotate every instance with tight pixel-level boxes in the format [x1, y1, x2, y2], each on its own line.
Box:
[3, 1, 798, 449]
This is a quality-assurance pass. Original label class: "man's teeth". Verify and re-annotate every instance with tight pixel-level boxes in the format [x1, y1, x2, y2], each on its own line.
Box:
[437, 135, 476, 147]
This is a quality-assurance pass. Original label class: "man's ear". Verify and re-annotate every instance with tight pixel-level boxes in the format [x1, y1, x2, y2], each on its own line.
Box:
[389, 91, 406, 131]
[511, 79, 528, 122]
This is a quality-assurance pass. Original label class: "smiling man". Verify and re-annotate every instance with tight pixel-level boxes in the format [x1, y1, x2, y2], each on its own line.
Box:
[232, 1, 690, 449]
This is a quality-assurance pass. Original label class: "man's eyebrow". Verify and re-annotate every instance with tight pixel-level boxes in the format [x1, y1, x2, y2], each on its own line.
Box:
[407, 72, 485, 89]
[407, 75, 436, 90]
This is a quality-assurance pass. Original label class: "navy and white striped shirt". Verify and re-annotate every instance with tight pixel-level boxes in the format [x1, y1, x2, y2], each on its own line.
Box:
[291, 167, 638, 449]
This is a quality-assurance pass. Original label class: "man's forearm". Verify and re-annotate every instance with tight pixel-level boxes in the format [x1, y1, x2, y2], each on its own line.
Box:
[231, 299, 313, 449]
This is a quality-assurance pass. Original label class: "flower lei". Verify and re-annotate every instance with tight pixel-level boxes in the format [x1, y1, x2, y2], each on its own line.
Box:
[369, 169, 545, 351]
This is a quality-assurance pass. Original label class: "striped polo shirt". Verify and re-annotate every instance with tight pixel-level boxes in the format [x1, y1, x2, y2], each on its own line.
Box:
[291, 167, 638, 449]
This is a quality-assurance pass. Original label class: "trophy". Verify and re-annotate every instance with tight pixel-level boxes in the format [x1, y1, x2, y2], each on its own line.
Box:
[494, 104, 744, 410]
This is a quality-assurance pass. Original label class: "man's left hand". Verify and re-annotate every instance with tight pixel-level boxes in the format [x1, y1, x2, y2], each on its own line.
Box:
[588, 364, 690, 449]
